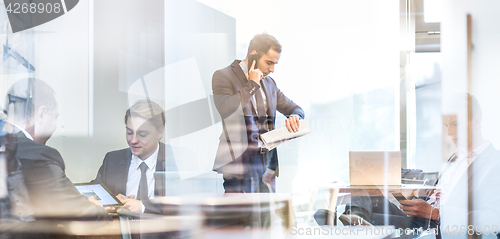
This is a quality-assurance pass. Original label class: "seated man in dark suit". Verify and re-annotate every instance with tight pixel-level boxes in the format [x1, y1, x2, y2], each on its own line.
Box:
[0, 119, 17, 220]
[93, 99, 176, 213]
[4, 78, 110, 220]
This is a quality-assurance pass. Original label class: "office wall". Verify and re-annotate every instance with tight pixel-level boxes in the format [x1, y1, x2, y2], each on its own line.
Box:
[0, 0, 233, 192]
[162, 0, 235, 194]
[22, 1, 108, 182]
[199, 0, 400, 191]
[46, 0, 165, 182]
[442, 0, 500, 145]
[60, 0, 234, 190]
[413, 52, 443, 173]
[3, 1, 402, 192]
[441, 0, 500, 235]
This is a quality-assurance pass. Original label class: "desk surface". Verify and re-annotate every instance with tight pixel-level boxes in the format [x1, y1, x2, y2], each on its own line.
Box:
[2, 220, 394, 239]
[0, 220, 122, 236]
[340, 184, 435, 197]
[201, 226, 395, 239]
[0, 214, 203, 237]
[151, 193, 291, 206]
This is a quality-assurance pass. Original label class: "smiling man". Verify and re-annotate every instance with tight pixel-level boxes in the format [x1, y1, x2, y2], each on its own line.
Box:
[93, 99, 176, 213]
[212, 33, 305, 193]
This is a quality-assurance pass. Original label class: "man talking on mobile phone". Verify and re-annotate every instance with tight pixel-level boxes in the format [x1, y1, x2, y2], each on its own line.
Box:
[212, 33, 305, 193]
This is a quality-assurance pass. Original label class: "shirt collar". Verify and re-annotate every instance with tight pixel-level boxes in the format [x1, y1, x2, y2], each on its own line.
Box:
[131, 143, 159, 170]
[456, 141, 490, 164]
[471, 141, 490, 157]
[6, 121, 33, 140]
[239, 60, 249, 75]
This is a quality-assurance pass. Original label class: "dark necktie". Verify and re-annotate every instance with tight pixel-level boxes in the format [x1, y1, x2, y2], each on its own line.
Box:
[137, 162, 148, 201]
[254, 87, 269, 133]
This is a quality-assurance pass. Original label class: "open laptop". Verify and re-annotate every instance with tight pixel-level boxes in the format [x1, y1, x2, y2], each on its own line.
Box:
[349, 151, 401, 186]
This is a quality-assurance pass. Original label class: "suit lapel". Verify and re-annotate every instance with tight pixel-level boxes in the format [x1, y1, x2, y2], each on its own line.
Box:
[231, 60, 248, 88]
[468, 144, 494, 182]
[116, 149, 132, 195]
[448, 144, 494, 199]
[154, 143, 166, 196]
[261, 77, 275, 116]
[231, 60, 259, 115]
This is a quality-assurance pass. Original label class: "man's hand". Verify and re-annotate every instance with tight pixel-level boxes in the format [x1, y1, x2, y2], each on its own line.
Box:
[117, 194, 143, 213]
[117, 194, 131, 204]
[246, 56, 263, 83]
[262, 168, 276, 185]
[286, 115, 300, 132]
[399, 199, 439, 220]
[88, 196, 103, 207]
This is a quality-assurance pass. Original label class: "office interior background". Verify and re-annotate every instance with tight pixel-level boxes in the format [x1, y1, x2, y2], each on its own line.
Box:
[0, 0, 498, 203]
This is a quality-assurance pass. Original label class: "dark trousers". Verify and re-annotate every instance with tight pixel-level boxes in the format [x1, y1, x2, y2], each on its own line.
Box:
[223, 151, 275, 193]
[222, 152, 274, 228]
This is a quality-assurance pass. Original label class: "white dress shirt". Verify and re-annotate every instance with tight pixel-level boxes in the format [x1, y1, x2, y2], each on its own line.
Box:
[126, 143, 159, 212]
[433, 141, 490, 205]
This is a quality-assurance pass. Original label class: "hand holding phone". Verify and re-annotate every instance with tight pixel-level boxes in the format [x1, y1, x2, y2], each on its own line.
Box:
[392, 192, 408, 202]
[248, 53, 259, 71]
[246, 53, 263, 83]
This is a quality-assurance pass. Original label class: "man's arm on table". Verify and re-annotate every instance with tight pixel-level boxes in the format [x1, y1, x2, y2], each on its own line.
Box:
[22, 147, 110, 220]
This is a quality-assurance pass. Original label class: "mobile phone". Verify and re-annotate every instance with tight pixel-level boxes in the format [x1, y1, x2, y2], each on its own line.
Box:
[392, 192, 407, 202]
[248, 53, 259, 70]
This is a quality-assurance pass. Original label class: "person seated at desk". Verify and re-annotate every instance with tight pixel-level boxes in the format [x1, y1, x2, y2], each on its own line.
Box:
[319, 94, 500, 238]
[4, 78, 110, 220]
[93, 99, 176, 213]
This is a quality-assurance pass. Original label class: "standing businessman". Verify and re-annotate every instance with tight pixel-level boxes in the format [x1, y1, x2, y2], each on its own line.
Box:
[212, 33, 304, 193]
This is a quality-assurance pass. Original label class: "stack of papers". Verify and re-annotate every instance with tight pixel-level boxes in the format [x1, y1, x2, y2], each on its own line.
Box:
[260, 119, 311, 150]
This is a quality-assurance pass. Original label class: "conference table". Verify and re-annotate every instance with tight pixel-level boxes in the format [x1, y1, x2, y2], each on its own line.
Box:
[339, 184, 436, 198]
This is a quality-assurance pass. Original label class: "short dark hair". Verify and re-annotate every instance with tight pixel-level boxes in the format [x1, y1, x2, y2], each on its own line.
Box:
[124, 99, 165, 130]
[4, 78, 57, 123]
[467, 93, 482, 120]
[246, 33, 282, 59]
[446, 93, 482, 120]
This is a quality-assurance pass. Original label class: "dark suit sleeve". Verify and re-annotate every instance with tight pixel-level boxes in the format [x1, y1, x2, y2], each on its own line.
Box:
[91, 152, 110, 186]
[22, 146, 110, 220]
[270, 77, 305, 119]
[212, 69, 260, 119]
[143, 200, 162, 214]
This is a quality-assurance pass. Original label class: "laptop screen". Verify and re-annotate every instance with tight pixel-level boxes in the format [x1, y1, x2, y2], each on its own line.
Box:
[349, 151, 401, 186]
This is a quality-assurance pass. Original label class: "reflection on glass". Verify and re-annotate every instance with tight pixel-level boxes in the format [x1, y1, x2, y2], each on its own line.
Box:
[424, 0, 443, 23]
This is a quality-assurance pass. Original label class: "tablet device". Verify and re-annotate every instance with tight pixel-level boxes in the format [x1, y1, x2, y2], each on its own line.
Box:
[74, 183, 123, 207]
